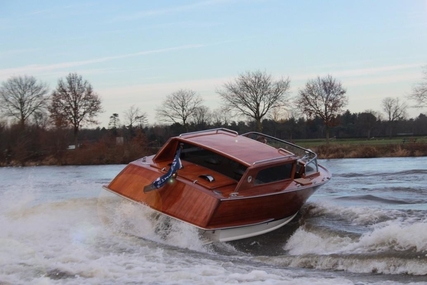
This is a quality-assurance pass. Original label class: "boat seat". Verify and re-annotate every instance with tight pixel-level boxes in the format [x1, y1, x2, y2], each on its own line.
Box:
[199, 174, 215, 182]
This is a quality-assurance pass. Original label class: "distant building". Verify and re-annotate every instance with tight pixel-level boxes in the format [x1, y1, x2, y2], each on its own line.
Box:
[116, 137, 124, 145]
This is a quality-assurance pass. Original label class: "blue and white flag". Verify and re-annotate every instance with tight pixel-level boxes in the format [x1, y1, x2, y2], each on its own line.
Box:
[144, 146, 183, 192]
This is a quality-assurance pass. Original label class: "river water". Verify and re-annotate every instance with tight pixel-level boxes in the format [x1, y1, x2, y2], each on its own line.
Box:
[1, 157, 427, 284]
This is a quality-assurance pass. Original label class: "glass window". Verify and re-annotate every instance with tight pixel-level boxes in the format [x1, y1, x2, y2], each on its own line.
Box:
[254, 164, 293, 185]
[180, 143, 247, 181]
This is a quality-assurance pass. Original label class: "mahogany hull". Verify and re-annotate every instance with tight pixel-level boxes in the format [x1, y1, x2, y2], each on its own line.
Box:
[208, 186, 319, 229]
[106, 161, 323, 230]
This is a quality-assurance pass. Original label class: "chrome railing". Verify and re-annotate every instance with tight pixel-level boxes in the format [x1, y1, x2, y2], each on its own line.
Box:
[179, 128, 238, 138]
[242, 131, 318, 173]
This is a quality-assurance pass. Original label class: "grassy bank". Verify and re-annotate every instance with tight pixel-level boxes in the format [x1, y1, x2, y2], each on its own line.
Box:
[3, 136, 153, 167]
[4, 136, 427, 166]
[298, 137, 427, 159]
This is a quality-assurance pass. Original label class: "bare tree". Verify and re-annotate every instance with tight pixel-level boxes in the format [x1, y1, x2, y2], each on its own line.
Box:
[211, 107, 231, 127]
[382, 97, 407, 137]
[217, 70, 291, 132]
[295, 75, 348, 141]
[124, 105, 147, 128]
[0, 75, 49, 128]
[191, 106, 211, 127]
[33, 110, 50, 129]
[49, 73, 102, 146]
[269, 106, 290, 122]
[155, 89, 203, 129]
[409, 66, 427, 108]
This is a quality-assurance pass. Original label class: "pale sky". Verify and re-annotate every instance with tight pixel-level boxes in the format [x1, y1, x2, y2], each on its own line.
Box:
[1, 0, 427, 128]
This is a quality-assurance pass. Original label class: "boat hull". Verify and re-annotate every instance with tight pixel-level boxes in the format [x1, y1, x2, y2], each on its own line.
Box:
[208, 185, 320, 229]
[103, 184, 304, 243]
[106, 162, 324, 225]
[104, 161, 325, 242]
[200, 212, 299, 242]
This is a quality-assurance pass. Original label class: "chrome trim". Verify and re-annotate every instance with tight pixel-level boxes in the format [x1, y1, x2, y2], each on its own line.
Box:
[179, 128, 238, 138]
[242, 131, 319, 173]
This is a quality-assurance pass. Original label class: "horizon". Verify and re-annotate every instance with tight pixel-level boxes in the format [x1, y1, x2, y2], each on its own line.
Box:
[1, 0, 426, 128]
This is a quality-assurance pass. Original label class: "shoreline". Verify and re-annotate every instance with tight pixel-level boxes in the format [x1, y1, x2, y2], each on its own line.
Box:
[2, 142, 427, 167]
[313, 142, 427, 159]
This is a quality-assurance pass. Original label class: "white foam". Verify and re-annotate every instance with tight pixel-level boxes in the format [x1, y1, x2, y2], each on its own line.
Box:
[260, 253, 427, 276]
[96, 193, 206, 251]
[282, 215, 427, 275]
[356, 220, 427, 253]
[0, 186, 358, 285]
[285, 218, 427, 255]
[284, 228, 353, 255]
[307, 200, 400, 225]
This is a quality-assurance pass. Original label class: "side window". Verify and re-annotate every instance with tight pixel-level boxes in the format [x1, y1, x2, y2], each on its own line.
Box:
[254, 164, 293, 185]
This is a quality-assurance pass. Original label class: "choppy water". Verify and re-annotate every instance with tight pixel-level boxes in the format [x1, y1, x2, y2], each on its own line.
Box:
[1, 157, 427, 284]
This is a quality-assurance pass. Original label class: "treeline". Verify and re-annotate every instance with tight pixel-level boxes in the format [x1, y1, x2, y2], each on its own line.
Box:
[1, 70, 427, 166]
[1, 110, 427, 166]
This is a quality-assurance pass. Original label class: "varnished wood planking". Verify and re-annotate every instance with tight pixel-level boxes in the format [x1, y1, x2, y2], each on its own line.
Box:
[107, 163, 219, 228]
[152, 181, 219, 227]
[108, 164, 158, 202]
[108, 163, 318, 229]
[207, 187, 316, 228]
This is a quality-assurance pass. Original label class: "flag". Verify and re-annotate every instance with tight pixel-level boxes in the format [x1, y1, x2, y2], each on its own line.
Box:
[144, 146, 183, 192]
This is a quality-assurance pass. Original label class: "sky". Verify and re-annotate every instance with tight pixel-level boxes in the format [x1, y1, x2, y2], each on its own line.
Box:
[1, 0, 427, 128]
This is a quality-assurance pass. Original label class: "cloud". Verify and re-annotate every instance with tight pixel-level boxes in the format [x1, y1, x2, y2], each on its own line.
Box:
[114, 0, 237, 21]
[290, 63, 423, 86]
[0, 44, 206, 80]
[333, 63, 422, 78]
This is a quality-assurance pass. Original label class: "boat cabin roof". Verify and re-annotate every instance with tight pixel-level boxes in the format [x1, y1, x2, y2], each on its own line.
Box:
[154, 128, 297, 167]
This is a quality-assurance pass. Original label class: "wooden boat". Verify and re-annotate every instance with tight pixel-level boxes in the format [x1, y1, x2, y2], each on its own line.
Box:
[104, 128, 331, 242]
